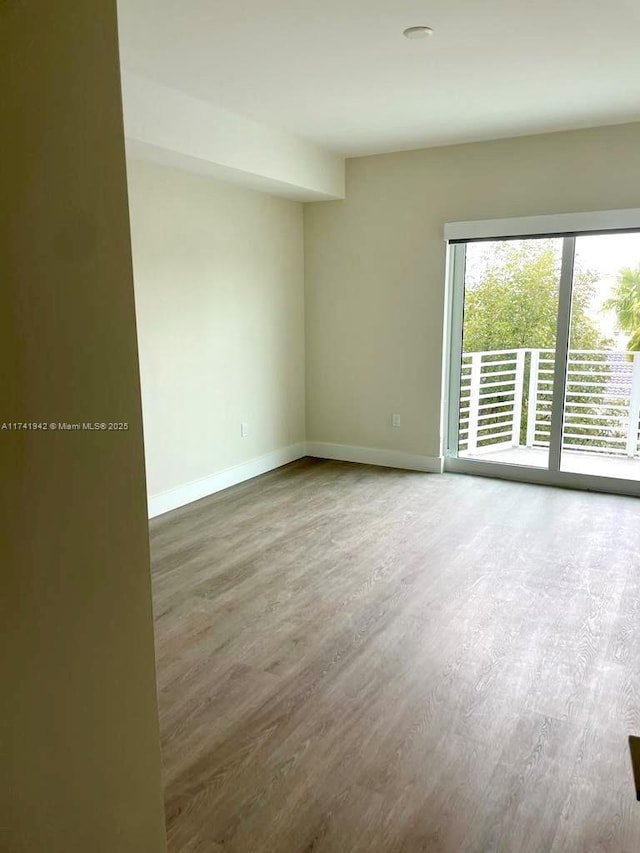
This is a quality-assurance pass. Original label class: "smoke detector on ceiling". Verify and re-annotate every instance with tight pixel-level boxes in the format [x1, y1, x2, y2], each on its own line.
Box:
[403, 26, 434, 40]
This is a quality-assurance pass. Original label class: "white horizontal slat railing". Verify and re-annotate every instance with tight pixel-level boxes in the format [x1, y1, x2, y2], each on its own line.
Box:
[459, 348, 640, 460]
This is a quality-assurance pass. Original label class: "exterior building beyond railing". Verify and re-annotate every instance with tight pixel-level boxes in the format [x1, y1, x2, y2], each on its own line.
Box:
[459, 348, 640, 459]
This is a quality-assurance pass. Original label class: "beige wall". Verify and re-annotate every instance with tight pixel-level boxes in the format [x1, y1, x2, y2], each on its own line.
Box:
[304, 122, 640, 460]
[1, 2, 166, 851]
[127, 159, 305, 498]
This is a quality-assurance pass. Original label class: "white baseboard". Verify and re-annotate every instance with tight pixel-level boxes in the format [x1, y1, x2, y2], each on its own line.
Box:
[148, 440, 443, 518]
[147, 442, 306, 518]
[305, 442, 444, 474]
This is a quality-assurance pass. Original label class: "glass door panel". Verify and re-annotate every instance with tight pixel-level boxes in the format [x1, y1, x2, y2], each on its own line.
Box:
[457, 237, 563, 469]
[560, 233, 640, 480]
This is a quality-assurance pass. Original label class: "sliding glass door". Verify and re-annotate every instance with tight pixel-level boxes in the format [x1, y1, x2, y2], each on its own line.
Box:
[560, 233, 640, 480]
[455, 237, 562, 469]
[446, 228, 640, 493]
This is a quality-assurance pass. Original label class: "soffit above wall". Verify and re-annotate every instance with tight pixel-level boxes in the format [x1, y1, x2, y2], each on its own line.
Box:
[121, 72, 345, 201]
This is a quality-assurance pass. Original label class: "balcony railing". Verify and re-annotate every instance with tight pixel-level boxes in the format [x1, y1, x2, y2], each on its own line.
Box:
[459, 348, 640, 458]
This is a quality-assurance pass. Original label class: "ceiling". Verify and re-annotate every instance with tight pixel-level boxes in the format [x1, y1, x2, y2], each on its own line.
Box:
[117, 0, 640, 157]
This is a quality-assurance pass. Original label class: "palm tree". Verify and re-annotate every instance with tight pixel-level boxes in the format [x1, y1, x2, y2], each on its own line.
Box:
[602, 265, 640, 352]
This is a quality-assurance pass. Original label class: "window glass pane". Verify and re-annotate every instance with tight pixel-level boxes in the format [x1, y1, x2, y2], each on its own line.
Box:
[458, 238, 562, 469]
[561, 233, 640, 480]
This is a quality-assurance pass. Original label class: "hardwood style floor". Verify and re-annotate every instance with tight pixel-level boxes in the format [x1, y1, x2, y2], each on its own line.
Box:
[150, 459, 640, 852]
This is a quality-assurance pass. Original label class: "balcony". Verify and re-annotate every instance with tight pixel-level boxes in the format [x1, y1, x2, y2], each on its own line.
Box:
[458, 348, 640, 480]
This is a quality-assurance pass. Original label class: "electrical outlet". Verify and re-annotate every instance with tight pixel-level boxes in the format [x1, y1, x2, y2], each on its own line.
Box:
[240, 422, 249, 438]
[392, 413, 401, 428]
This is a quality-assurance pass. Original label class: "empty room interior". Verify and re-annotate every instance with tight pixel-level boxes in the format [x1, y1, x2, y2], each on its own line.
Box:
[5, 1, 640, 851]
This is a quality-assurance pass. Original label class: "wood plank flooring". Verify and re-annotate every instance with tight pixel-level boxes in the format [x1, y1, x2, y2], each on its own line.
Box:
[150, 458, 640, 852]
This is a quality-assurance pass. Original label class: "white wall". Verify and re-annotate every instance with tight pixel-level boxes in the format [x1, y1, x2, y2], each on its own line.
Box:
[128, 159, 306, 505]
[304, 121, 640, 461]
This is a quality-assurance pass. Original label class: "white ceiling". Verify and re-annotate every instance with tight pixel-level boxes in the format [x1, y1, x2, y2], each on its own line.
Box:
[118, 0, 640, 157]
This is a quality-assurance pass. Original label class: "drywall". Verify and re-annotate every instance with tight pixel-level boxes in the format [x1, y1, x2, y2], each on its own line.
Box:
[122, 72, 345, 201]
[0, 1, 167, 850]
[304, 121, 640, 460]
[128, 158, 306, 507]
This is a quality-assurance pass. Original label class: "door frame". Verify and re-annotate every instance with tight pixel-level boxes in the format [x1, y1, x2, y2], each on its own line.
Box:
[442, 210, 640, 498]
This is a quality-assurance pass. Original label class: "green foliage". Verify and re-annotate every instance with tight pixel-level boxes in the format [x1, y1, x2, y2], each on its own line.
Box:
[601, 265, 640, 354]
[462, 240, 607, 353]
[626, 327, 640, 353]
